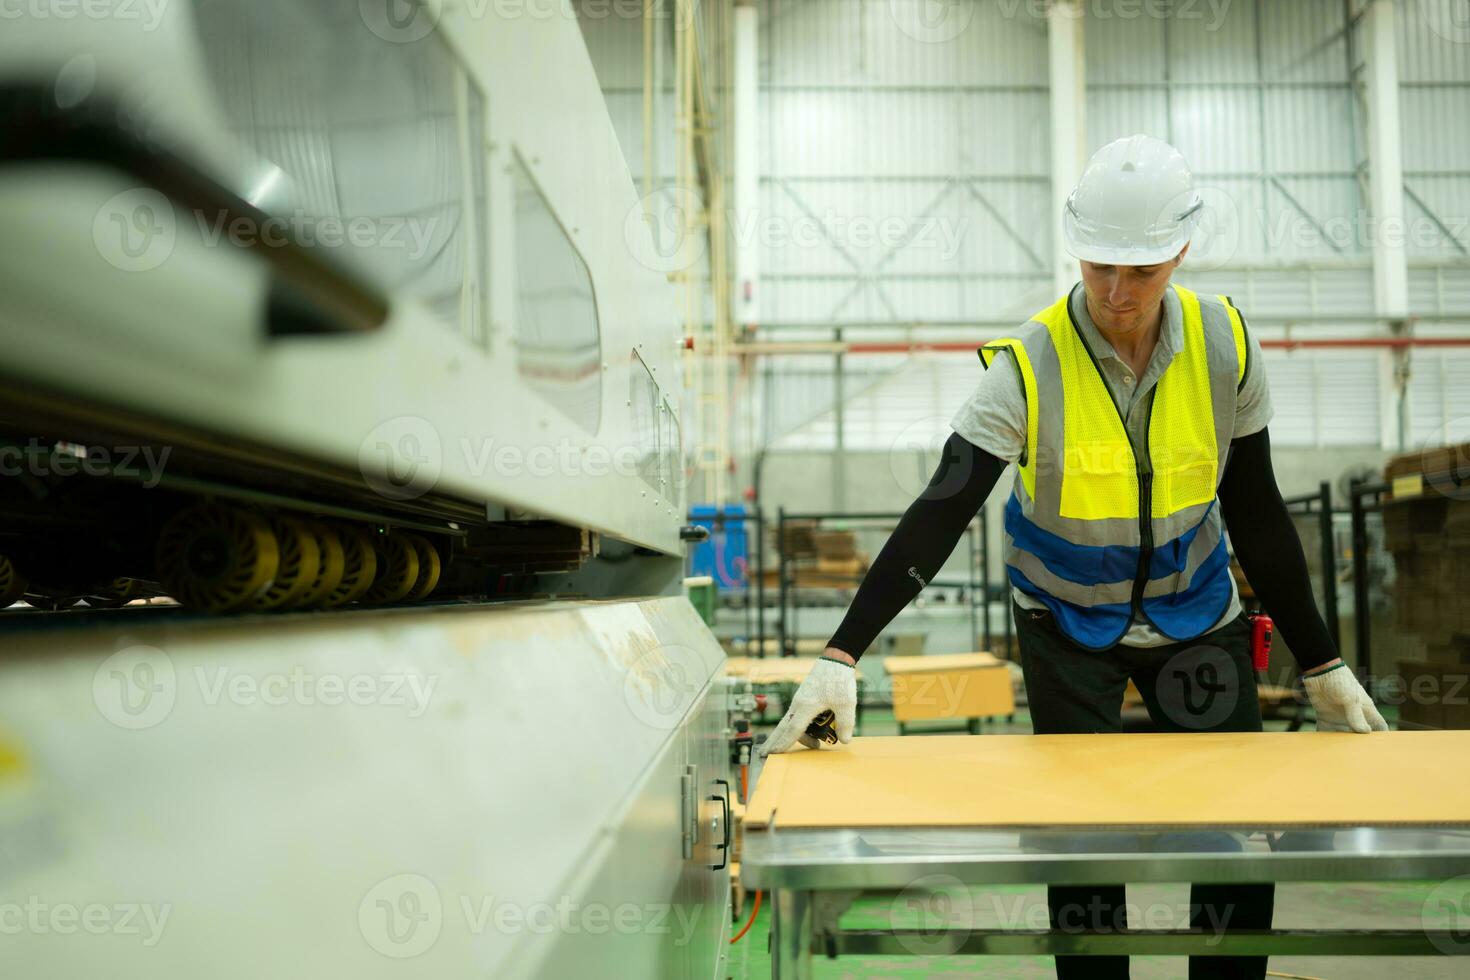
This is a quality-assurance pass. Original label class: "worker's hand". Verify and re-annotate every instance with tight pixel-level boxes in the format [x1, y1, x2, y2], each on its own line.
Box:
[1302, 662, 1389, 733]
[760, 656, 857, 755]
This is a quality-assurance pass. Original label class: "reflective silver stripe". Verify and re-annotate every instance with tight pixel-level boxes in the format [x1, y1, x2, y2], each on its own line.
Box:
[1142, 508, 1225, 599]
[1004, 534, 1136, 606]
[1004, 504, 1223, 606]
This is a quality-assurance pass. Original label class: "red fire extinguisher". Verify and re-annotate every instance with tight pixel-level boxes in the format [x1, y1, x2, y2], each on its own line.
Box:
[1249, 612, 1274, 672]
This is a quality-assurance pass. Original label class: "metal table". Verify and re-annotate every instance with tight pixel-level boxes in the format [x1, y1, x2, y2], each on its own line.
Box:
[742, 824, 1470, 975]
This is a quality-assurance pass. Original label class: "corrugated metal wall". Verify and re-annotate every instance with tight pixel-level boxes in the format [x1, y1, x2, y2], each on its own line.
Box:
[761, 0, 1053, 327]
[578, 0, 1470, 455]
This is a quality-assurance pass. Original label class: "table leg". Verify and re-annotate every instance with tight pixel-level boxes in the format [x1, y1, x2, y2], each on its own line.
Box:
[771, 888, 813, 980]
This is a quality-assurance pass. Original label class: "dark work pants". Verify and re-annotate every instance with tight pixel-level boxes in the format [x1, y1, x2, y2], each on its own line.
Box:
[1015, 604, 1275, 980]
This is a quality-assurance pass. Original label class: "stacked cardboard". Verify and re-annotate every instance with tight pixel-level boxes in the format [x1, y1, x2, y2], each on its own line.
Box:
[761, 527, 871, 588]
[1383, 494, 1470, 641]
[776, 520, 818, 559]
[1381, 445, 1470, 729]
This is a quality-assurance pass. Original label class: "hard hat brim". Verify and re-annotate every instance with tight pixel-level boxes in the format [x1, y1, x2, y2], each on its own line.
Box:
[1062, 207, 1194, 266]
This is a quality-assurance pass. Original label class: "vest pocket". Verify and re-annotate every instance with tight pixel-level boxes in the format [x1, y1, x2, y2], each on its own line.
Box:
[1153, 445, 1217, 517]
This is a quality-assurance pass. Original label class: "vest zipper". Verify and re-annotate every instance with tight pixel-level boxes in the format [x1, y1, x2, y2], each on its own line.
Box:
[1066, 291, 1155, 623]
[1131, 405, 1155, 619]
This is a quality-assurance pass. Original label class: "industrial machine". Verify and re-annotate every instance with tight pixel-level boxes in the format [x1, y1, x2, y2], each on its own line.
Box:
[0, 1, 732, 977]
[0, 0, 688, 610]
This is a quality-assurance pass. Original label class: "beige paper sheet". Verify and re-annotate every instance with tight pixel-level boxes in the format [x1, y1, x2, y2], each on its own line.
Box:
[884, 652, 1003, 674]
[725, 656, 865, 684]
[746, 732, 1470, 829]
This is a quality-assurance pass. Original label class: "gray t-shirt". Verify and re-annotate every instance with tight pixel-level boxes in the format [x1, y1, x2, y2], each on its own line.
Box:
[951, 283, 1274, 647]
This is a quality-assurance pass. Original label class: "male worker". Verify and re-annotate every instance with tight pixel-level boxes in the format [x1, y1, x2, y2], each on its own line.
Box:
[760, 134, 1387, 980]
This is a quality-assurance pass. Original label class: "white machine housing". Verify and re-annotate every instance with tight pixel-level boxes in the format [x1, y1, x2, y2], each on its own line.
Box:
[0, 0, 687, 555]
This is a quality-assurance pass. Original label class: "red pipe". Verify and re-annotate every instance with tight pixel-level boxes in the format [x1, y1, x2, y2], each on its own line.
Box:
[749, 337, 1470, 356]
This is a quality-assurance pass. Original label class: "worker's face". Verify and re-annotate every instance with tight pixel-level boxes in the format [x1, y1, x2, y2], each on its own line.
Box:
[1079, 243, 1188, 336]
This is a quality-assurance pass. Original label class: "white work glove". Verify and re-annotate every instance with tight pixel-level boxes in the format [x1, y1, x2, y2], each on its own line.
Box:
[1302, 663, 1389, 734]
[760, 657, 857, 755]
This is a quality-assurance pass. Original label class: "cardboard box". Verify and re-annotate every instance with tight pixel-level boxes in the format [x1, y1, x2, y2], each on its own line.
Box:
[886, 653, 1014, 723]
[1396, 658, 1470, 730]
[776, 520, 817, 559]
[1422, 444, 1470, 485]
[811, 529, 859, 561]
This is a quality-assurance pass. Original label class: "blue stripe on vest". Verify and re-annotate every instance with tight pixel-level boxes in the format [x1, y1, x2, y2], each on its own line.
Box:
[1147, 501, 1216, 580]
[1009, 565, 1133, 651]
[1140, 535, 1233, 639]
[1004, 494, 1137, 585]
[1005, 493, 1216, 586]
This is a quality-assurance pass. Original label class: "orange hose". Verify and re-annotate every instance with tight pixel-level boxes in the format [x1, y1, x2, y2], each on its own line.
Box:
[730, 889, 762, 944]
[740, 763, 749, 803]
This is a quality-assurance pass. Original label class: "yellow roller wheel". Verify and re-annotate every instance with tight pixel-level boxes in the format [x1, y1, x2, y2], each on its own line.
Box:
[84, 578, 143, 609]
[404, 535, 442, 601]
[156, 504, 280, 613]
[294, 522, 346, 609]
[0, 556, 27, 607]
[320, 527, 377, 607]
[364, 534, 420, 605]
[251, 516, 322, 611]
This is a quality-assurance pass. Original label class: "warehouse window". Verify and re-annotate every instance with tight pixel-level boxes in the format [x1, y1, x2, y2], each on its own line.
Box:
[1259, 349, 1382, 448]
[190, 0, 489, 338]
[630, 351, 660, 492]
[1408, 351, 1470, 449]
[661, 396, 683, 507]
[510, 156, 603, 435]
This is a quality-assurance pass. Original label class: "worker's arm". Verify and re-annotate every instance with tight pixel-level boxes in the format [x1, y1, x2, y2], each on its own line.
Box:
[827, 433, 1007, 662]
[759, 433, 1005, 756]
[1217, 426, 1387, 732]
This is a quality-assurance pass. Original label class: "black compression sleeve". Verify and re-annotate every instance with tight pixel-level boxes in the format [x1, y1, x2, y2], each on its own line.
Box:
[1217, 426, 1337, 672]
[827, 433, 1007, 661]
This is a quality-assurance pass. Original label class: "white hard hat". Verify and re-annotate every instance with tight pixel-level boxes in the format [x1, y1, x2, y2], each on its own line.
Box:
[1063, 134, 1203, 266]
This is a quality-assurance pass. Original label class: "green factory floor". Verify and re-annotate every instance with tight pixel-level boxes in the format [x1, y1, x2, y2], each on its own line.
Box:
[729, 704, 1468, 979]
